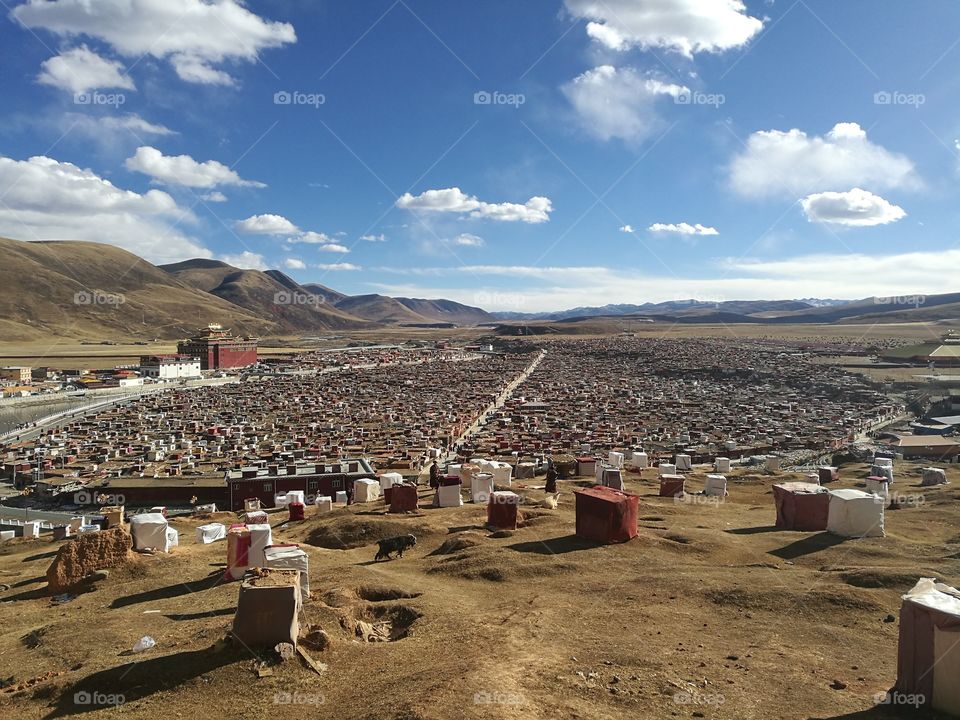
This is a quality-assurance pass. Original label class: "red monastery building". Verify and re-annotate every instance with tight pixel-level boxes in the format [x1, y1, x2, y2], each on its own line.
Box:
[177, 324, 258, 370]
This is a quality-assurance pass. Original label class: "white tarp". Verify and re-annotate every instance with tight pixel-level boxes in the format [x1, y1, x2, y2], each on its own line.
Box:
[875, 457, 893, 469]
[827, 489, 885, 538]
[659, 463, 677, 476]
[380, 472, 403, 490]
[601, 468, 624, 491]
[472, 473, 494, 504]
[166, 527, 179, 548]
[315, 496, 332, 513]
[870, 465, 894, 482]
[458, 464, 480, 489]
[335, 491, 348, 504]
[437, 483, 463, 508]
[264, 544, 310, 595]
[714, 457, 731, 473]
[675, 454, 692, 471]
[608, 451, 624, 468]
[354, 479, 380, 503]
[246, 510, 268, 525]
[196, 523, 226, 544]
[130, 513, 171, 552]
[865, 477, 890, 498]
[922, 468, 948, 487]
[274, 493, 291, 509]
[286, 491, 305, 505]
[490, 462, 513, 485]
[631, 452, 648, 469]
[247, 523, 273, 567]
[704, 474, 728, 497]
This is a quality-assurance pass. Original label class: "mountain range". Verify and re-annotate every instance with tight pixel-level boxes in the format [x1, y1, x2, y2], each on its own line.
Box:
[0, 238, 957, 341]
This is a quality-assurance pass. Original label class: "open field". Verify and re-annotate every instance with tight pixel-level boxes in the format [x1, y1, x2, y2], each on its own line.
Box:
[0, 320, 955, 370]
[0, 462, 957, 719]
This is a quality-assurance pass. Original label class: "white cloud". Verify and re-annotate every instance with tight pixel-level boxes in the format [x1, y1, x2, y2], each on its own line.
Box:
[293, 231, 334, 244]
[800, 188, 906, 227]
[201, 191, 227, 203]
[729, 122, 919, 198]
[649, 222, 719, 235]
[360, 233, 386, 242]
[13, 0, 296, 86]
[60, 113, 176, 145]
[220, 251, 266, 270]
[283, 258, 305, 270]
[619, 224, 635, 233]
[0, 154, 208, 263]
[396, 187, 553, 223]
[37, 45, 134, 93]
[317, 262, 360, 271]
[373, 248, 960, 311]
[562, 65, 687, 143]
[453, 233, 485, 247]
[125, 146, 264, 189]
[235, 214, 299, 235]
[317, 243, 349, 254]
[565, 0, 763, 56]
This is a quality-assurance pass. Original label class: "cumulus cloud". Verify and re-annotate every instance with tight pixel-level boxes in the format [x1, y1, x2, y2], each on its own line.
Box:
[317, 243, 349, 253]
[562, 65, 687, 143]
[235, 213, 299, 235]
[293, 231, 334, 244]
[396, 187, 553, 223]
[800, 188, 906, 227]
[283, 258, 305, 270]
[201, 191, 227, 203]
[360, 233, 386, 242]
[565, 0, 763, 56]
[649, 222, 719, 235]
[0, 154, 207, 263]
[453, 233, 485, 247]
[125, 146, 264, 189]
[317, 262, 360, 271]
[729, 122, 920, 198]
[619, 224, 635, 233]
[37, 45, 134, 93]
[13, 0, 296, 86]
[220, 250, 266, 270]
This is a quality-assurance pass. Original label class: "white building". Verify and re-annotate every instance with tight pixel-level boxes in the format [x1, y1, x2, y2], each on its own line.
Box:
[139, 355, 201, 380]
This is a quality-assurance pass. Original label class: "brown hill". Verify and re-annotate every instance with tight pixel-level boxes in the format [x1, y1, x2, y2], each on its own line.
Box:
[0, 238, 278, 341]
[395, 297, 494, 325]
[333, 294, 430, 324]
[161, 260, 373, 333]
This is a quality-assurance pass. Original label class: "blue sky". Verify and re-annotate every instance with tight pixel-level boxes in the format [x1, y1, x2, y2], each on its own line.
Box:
[2, 0, 960, 311]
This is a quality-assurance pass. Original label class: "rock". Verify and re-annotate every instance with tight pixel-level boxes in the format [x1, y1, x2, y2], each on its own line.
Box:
[610, 676, 621, 684]
[86, 569, 110, 583]
[274, 642, 296, 661]
[830, 680, 847, 690]
[46, 528, 132, 594]
[726, 655, 739, 661]
[0, 584, 10, 592]
[301, 628, 330, 652]
[884, 614, 896, 623]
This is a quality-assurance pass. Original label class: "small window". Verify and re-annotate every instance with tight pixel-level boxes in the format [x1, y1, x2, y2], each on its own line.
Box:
[332, 479, 342, 490]
[263, 483, 272, 492]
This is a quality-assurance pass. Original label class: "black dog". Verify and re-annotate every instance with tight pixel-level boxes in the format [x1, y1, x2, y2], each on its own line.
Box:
[375, 534, 417, 561]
